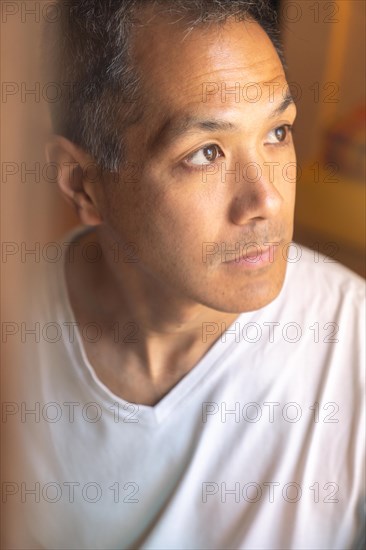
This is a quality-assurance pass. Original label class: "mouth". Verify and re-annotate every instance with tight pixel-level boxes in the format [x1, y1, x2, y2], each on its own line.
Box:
[224, 244, 277, 270]
[241, 246, 270, 259]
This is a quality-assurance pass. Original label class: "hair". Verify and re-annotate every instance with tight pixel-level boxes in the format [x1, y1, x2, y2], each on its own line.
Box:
[43, 0, 284, 171]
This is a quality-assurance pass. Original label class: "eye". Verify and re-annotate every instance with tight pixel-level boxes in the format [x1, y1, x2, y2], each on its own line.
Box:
[266, 124, 293, 145]
[185, 144, 224, 166]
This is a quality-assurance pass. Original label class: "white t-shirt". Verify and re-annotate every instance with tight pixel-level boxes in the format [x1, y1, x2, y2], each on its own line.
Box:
[10, 225, 366, 549]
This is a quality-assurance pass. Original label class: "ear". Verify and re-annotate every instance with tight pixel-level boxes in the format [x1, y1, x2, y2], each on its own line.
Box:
[45, 136, 104, 226]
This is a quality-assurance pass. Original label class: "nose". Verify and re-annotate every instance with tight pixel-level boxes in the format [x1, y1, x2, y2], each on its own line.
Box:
[228, 158, 284, 226]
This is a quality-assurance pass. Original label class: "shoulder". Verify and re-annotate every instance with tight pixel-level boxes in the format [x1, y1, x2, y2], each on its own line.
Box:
[283, 243, 365, 310]
[26, 225, 92, 320]
[273, 243, 365, 359]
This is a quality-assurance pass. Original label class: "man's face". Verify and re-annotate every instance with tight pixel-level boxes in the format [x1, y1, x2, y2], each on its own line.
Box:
[101, 14, 297, 313]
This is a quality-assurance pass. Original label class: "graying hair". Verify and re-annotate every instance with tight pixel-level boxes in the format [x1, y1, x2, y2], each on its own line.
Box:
[44, 0, 284, 171]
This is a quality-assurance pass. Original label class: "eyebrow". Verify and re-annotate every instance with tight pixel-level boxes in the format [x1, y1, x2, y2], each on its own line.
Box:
[269, 90, 295, 118]
[148, 90, 295, 152]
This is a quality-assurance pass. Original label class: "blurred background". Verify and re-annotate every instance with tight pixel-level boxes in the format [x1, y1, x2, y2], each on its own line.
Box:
[280, 0, 365, 277]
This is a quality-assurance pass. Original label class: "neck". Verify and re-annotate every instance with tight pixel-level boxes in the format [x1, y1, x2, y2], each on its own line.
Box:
[66, 225, 240, 387]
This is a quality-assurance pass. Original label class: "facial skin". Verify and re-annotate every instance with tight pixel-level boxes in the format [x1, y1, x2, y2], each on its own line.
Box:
[48, 12, 297, 403]
[102, 14, 297, 312]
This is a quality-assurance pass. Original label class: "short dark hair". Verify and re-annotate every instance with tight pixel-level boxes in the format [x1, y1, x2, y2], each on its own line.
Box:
[44, 0, 284, 171]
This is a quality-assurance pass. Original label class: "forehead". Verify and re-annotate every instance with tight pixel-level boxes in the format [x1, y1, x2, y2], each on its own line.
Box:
[131, 13, 286, 110]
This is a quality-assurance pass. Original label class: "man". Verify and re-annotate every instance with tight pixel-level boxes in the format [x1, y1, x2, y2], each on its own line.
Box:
[10, 1, 364, 548]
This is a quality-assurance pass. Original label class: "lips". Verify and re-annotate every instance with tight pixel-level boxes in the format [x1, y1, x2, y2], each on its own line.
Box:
[224, 245, 271, 263]
[222, 243, 280, 270]
[239, 246, 270, 261]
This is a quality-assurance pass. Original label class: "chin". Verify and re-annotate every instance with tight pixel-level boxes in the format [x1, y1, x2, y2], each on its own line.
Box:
[234, 284, 283, 313]
[199, 260, 288, 314]
[216, 286, 283, 314]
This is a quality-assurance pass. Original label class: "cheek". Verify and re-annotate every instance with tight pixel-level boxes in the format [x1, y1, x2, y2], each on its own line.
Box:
[145, 193, 217, 262]
[104, 175, 218, 264]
